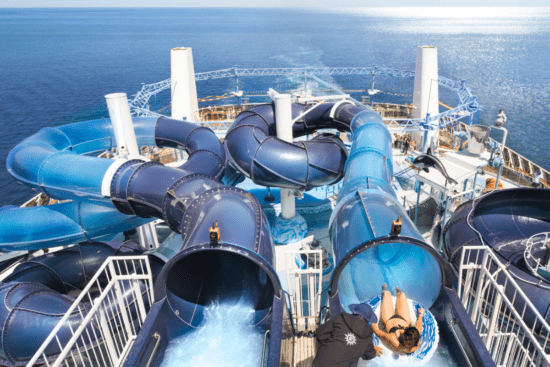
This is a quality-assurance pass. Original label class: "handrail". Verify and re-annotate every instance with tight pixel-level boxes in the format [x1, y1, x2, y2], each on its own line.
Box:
[282, 290, 296, 338]
[440, 121, 550, 188]
[260, 329, 270, 367]
[145, 333, 162, 367]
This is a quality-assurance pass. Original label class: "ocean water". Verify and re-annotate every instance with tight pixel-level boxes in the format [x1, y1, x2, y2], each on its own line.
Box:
[1, 7, 550, 205]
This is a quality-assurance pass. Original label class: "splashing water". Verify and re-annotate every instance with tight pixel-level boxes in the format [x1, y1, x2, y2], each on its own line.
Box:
[160, 299, 265, 367]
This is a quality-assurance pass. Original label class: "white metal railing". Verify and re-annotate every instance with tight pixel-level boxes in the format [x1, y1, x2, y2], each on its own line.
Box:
[458, 246, 550, 367]
[285, 249, 323, 333]
[27, 256, 154, 367]
[285, 249, 323, 367]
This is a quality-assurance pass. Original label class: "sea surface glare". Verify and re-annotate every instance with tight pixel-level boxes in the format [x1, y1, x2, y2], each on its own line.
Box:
[160, 299, 264, 367]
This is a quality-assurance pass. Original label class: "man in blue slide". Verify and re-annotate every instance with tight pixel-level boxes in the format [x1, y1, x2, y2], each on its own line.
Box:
[313, 303, 382, 367]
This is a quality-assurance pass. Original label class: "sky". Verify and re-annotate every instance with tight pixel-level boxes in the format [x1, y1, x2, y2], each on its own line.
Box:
[3, 0, 550, 7]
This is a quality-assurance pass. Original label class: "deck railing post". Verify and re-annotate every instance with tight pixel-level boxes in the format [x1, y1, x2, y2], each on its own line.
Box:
[96, 303, 118, 367]
[486, 285, 504, 350]
[461, 266, 475, 308]
[471, 249, 489, 325]
[108, 262, 134, 337]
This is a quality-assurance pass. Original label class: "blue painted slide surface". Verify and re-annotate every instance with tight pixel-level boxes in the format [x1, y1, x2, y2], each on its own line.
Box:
[328, 110, 450, 314]
[2, 102, 451, 367]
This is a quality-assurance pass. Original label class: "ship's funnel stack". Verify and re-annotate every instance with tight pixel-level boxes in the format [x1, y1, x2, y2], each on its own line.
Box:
[328, 110, 451, 315]
[171, 47, 199, 122]
[105, 92, 140, 157]
[412, 45, 440, 153]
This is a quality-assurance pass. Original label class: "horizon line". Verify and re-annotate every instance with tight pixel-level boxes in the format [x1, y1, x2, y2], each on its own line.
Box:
[2, 5, 550, 8]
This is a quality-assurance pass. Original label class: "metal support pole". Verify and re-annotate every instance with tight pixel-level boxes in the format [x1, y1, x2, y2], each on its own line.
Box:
[492, 126, 508, 154]
[423, 114, 432, 154]
[439, 197, 449, 251]
[414, 181, 422, 226]
[472, 171, 479, 193]
[105, 93, 140, 157]
[271, 91, 296, 220]
[137, 222, 160, 250]
[422, 127, 429, 153]
[495, 164, 503, 191]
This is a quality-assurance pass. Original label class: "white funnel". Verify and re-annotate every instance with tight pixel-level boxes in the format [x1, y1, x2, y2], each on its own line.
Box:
[171, 47, 199, 121]
[412, 46, 439, 153]
[105, 93, 140, 157]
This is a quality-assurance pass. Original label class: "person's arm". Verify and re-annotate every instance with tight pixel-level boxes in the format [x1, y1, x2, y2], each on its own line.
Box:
[371, 323, 400, 349]
[315, 318, 334, 342]
[361, 339, 377, 361]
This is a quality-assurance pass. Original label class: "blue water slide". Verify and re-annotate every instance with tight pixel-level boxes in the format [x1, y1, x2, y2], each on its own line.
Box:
[3, 110, 285, 364]
[119, 176, 284, 367]
[7, 116, 224, 207]
[19, 116, 282, 365]
[0, 241, 165, 367]
[224, 102, 364, 190]
[328, 110, 452, 315]
[3, 116, 225, 251]
[443, 188, 550, 328]
[0, 201, 151, 251]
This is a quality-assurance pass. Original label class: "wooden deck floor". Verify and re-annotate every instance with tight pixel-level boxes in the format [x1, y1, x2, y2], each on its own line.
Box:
[280, 334, 316, 367]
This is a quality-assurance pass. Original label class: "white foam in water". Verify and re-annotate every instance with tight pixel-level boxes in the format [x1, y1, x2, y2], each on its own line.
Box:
[160, 299, 265, 367]
[358, 332, 459, 367]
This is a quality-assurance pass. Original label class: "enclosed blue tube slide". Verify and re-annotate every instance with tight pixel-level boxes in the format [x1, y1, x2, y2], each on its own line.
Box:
[444, 188, 550, 328]
[328, 110, 451, 315]
[7, 116, 225, 209]
[119, 178, 284, 367]
[3, 116, 225, 251]
[224, 102, 364, 190]
[0, 201, 150, 251]
[5, 112, 285, 365]
[5, 113, 284, 366]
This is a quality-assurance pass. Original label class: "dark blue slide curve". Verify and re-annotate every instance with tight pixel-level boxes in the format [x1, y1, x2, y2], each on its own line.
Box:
[0, 241, 164, 367]
[444, 188, 550, 328]
[224, 102, 364, 190]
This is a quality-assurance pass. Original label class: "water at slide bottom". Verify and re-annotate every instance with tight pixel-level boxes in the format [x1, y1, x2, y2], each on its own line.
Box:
[160, 299, 264, 367]
[358, 334, 459, 367]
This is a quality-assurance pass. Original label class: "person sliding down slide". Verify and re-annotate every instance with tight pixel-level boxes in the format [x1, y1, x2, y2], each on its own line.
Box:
[372, 284, 424, 354]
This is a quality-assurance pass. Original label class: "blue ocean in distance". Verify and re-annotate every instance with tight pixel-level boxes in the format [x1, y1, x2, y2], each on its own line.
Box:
[1, 7, 550, 206]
